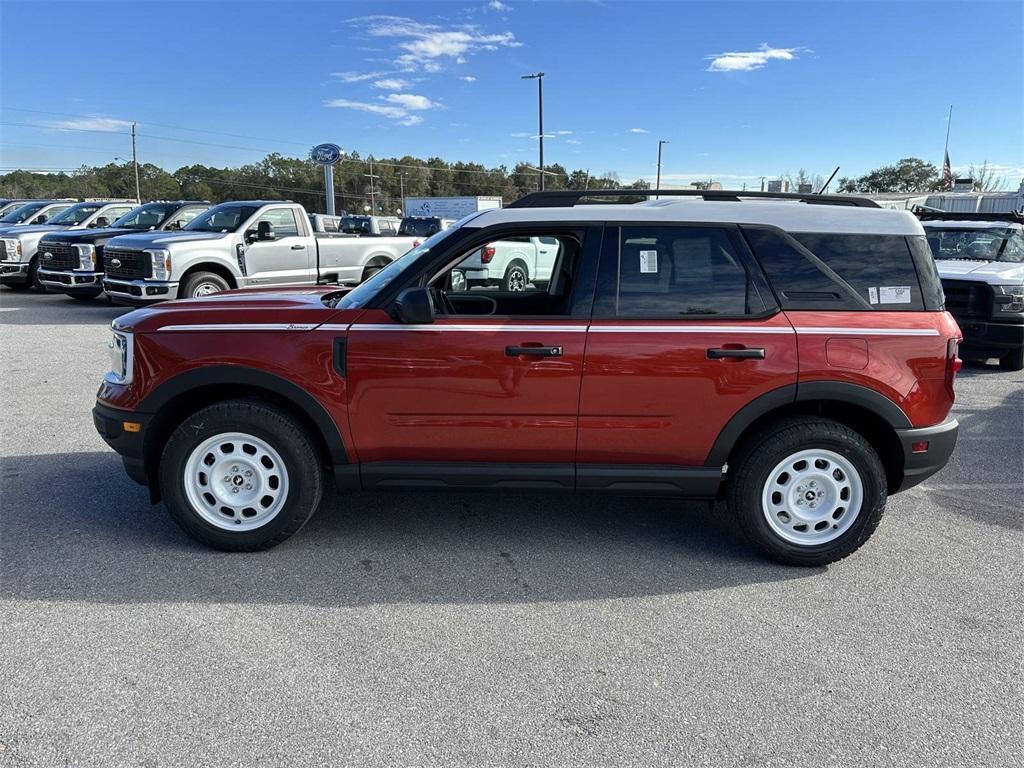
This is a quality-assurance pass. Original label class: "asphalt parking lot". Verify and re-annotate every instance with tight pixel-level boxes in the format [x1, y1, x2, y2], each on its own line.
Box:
[1, 289, 1021, 767]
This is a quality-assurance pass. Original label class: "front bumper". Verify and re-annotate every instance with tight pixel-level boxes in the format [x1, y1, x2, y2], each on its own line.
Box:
[951, 316, 1024, 357]
[0, 262, 29, 285]
[895, 417, 959, 491]
[39, 268, 104, 293]
[94, 401, 153, 486]
[102, 277, 178, 305]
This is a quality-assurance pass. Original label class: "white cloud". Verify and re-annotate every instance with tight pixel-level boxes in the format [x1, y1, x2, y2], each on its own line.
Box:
[706, 44, 806, 72]
[331, 70, 391, 82]
[566, 139, 583, 145]
[382, 93, 439, 110]
[459, 75, 477, 82]
[553, 130, 573, 135]
[347, 15, 521, 73]
[629, 128, 649, 133]
[324, 99, 408, 119]
[44, 116, 132, 133]
[372, 78, 412, 90]
[487, 0, 511, 10]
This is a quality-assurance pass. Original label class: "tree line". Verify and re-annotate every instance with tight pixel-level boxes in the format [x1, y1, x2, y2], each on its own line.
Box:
[0, 154, 647, 214]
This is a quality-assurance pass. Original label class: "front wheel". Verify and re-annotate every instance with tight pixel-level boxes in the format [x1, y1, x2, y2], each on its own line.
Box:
[179, 271, 230, 299]
[158, 400, 324, 550]
[28, 258, 48, 292]
[727, 417, 887, 566]
[999, 348, 1024, 371]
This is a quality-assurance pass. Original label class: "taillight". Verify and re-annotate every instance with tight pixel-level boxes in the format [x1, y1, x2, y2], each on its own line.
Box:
[945, 337, 962, 402]
[412, 240, 421, 247]
[481, 245, 495, 264]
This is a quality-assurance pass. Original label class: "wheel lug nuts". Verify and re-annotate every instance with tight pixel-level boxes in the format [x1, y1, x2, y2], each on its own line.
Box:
[231, 466, 239, 472]
[231, 488, 239, 494]
[223, 475, 230, 482]
[245, 484, 252, 490]
[245, 470, 252, 477]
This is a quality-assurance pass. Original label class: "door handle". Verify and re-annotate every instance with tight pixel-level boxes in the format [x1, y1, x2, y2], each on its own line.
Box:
[506, 345, 562, 357]
[290, 244, 305, 250]
[707, 347, 765, 359]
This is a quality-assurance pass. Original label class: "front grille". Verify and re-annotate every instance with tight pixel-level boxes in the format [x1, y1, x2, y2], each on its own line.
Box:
[39, 242, 79, 269]
[941, 279, 991, 321]
[104, 248, 151, 279]
[0, 241, 6, 260]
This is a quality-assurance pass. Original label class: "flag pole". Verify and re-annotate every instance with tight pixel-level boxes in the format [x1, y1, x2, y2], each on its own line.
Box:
[942, 105, 953, 188]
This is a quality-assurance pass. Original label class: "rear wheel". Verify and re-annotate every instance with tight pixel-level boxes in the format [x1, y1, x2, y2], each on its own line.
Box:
[501, 262, 529, 292]
[179, 271, 230, 299]
[727, 417, 887, 566]
[999, 348, 1024, 371]
[159, 400, 323, 551]
[360, 258, 390, 283]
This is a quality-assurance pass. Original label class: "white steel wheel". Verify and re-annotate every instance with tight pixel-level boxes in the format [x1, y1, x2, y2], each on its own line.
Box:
[192, 281, 221, 297]
[760, 448, 863, 546]
[182, 431, 290, 531]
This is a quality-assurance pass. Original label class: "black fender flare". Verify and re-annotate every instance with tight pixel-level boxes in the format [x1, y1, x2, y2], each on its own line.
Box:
[138, 365, 348, 465]
[705, 381, 911, 467]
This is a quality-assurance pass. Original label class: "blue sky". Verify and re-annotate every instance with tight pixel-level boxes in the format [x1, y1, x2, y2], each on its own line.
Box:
[1, 0, 1022, 188]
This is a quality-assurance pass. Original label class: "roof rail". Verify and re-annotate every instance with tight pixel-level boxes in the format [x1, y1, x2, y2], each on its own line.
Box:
[912, 206, 1023, 224]
[507, 188, 881, 209]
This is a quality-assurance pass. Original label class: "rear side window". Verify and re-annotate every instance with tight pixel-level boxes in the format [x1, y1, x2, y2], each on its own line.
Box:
[745, 228, 935, 311]
[596, 225, 770, 317]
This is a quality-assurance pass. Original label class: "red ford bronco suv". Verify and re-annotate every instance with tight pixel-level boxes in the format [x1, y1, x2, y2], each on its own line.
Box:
[94, 190, 961, 565]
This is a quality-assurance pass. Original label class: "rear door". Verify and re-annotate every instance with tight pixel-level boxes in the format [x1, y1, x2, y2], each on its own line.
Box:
[578, 223, 798, 482]
[242, 207, 313, 286]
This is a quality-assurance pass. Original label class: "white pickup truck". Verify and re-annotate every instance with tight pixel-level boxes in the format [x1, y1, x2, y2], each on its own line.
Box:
[101, 200, 417, 305]
[456, 235, 561, 291]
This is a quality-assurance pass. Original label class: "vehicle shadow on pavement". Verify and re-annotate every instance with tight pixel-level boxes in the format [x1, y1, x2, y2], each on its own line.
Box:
[0, 452, 814, 606]
[0, 289, 128, 326]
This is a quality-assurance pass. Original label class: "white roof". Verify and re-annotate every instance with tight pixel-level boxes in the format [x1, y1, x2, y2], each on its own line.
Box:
[465, 199, 923, 236]
[922, 220, 1022, 231]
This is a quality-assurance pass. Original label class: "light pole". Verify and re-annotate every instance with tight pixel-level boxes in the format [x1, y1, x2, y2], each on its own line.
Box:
[655, 139, 669, 199]
[521, 72, 545, 191]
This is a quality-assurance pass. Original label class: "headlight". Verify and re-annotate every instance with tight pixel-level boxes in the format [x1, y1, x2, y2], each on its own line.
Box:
[1, 238, 21, 261]
[76, 244, 96, 270]
[993, 284, 1024, 314]
[147, 248, 171, 281]
[105, 326, 134, 385]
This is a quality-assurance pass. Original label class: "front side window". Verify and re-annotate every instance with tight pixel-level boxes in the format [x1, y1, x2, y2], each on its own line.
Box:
[47, 203, 104, 225]
[0, 202, 48, 223]
[252, 208, 300, 238]
[449, 235, 563, 296]
[186, 204, 261, 233]
[598, 226, 765, 317]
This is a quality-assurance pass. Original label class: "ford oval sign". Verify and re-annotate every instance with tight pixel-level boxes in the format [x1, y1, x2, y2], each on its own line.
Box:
[310, 143, 343, 165]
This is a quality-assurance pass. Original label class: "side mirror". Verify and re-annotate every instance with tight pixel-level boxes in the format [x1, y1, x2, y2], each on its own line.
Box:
[394, 287, 434, 324]
[257, 221, 276, 241]
[95, 217, 109, 228]
[449, 269, 468, 293]
[244, 228, 258, 244]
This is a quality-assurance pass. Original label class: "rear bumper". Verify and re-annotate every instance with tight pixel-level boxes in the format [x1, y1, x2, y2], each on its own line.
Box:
[895, 417, 959, 491]
[102, 277, 177, 305]
[93, 401, 153, 486]
[39, 268, 104, 293]
[952, 318, 1024, 357]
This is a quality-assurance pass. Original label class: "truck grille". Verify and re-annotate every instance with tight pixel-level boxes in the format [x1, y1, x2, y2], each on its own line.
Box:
[0, 240, 6, 261]
[104, 248, 151, 279]
[941, 279, 991, 321]
[39, 243, 79, 269]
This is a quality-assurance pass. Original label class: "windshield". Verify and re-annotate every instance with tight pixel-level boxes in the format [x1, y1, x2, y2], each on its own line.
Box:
[112, 203, 176, 230]
[339, 216, 372, 235]
[925, 227, 1024, 263]
[333, 227, 459, 309]
[399, 218, 442, 237]
[185, 204, 260, 233]
[47, 203, 104, 225]
[0, 202, 27, 218]
[0, 202, 48, 224]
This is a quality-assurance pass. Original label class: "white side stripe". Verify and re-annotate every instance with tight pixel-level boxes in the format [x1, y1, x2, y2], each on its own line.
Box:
[157, 323, 318, 332]
[353, 324, 589, 332]
[792, 327, 940, 336]
[588, 325, 792, 334]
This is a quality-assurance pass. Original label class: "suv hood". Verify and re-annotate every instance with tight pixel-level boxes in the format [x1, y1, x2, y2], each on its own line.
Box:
[0, 224, 67, 237]
[106, 230, 229, 249]
[114, 285, 356, 334]
[936, 259, 1024, 284]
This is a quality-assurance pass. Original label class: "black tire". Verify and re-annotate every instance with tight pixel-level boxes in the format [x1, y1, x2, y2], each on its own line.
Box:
[360, 258, 390, 283]
[69, 291, 102, 302]
[726, 417, 887, 566]
[179, 271, 230, 299]
[999, 348, 1024, 371]
[501, 261, 529, 292]
[28, 258, 47, 292]
[158, 400, 324, 551]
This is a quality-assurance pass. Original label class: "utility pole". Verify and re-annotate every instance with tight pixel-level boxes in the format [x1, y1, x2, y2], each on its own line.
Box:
[399, 172, 406, 215]
[131, 122, 141, 204]
[759, 176, 766, 192]
[655, 139, 669, 199]
[364, 157, 379, 213]
[521, 72, 545, 191]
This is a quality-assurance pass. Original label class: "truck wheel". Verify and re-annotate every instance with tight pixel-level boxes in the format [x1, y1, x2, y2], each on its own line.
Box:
[360, 258, 390, 282]
[727, 417, 887, 566]
[501, 262, 529, 292]
[28, 258, 48, 293]
[180, 271, 229, 299]
[158, 400, 324, 551]
[999, 348, 1024, 371]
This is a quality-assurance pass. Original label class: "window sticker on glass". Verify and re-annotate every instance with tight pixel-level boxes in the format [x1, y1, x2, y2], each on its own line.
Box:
[639, 249, 658, 273]
[868, 287, 879, 304]
[879, 286, 912, 304]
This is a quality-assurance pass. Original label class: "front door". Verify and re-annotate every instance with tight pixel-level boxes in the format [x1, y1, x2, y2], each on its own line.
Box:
[578, 224, 798, 478]
[345, 226, 598, 488]
[243, 208, 312, 286]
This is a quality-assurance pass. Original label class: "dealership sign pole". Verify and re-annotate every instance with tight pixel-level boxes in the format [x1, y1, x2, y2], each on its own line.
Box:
[310, 144, 343, 215]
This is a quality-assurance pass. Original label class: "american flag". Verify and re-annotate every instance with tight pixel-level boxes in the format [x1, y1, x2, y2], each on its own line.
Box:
[942, 150, 953, 187]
